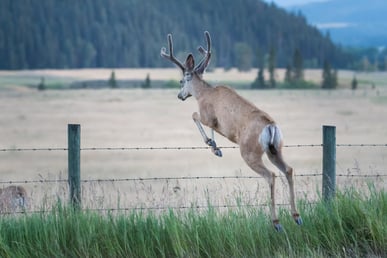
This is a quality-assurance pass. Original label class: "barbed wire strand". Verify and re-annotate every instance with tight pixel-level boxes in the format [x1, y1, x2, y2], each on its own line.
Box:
[0, 174, 316, 185]
[2, 173, 387, 185]
[1, 143, 385, 216]
[2, 143, 387, 152]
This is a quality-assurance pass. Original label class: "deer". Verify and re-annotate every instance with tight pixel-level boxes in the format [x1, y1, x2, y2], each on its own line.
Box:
[0, 185, 27, 214]
[161, 31, 302, 231]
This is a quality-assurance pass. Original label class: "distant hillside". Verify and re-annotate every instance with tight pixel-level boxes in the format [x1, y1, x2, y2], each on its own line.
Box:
[0, 0, 354, 70]
[288, 0, 387, 47]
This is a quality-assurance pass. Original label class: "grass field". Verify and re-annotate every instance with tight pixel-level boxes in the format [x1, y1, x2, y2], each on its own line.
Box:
[0, 68, 387, 212]
[1, 68, 387, 256]
[1, 188, 386, 257]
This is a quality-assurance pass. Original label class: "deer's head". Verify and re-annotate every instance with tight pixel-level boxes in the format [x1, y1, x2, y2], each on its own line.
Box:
[161, 31, 212, 101]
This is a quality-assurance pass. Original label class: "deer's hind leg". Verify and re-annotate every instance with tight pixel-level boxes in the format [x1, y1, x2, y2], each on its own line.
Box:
[192, 112, 222, 157]
[240, 149, 282, 231]
[267, 151, 302, 225]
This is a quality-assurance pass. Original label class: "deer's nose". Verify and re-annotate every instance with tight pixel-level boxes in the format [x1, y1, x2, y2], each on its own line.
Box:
[177, 92, 187, 101]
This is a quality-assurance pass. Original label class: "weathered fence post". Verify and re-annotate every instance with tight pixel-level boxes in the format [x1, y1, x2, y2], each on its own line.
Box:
[322, 125, 336, 201]
[68, 124, 81, 209]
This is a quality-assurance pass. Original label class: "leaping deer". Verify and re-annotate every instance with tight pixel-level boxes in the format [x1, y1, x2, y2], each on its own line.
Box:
[161, 31, 302, 231]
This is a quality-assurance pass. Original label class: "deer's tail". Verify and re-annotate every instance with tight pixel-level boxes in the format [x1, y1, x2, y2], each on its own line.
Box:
[259, 124, 283, 155]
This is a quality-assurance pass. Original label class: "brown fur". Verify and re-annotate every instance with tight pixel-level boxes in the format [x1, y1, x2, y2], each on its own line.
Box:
[190, 72, 300, 228]
[0, 185, 27, 213]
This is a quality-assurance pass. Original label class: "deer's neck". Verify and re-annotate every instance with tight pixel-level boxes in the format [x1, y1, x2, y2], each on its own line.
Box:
[191, 74, 213, 100]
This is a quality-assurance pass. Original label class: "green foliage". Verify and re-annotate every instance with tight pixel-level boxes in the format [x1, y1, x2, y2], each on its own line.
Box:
[251, 46, 312, 90]
[0, 0, 354, 70]
[284, 64, 292, 83]
[141, 74, 151, 88]
[322, 60, 338, 89]
[163, 80, 180, 89]
[344, 46, 387, 71]
[234, 42, 253, 71]
[279, 80, 316, 89]
[268, 47, 276, 88]
[37, 77, 46, 91]
[251, 67, 266, 89]
[352, 76, 358, 90]
[251, 47, 266, 89]
[292, 48, 304, 81]
[1, 189, 386, 257]
[282, 48, 308, 89]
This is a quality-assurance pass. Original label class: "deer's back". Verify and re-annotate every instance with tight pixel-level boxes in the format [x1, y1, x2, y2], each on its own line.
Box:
[199, 85, 275, 144]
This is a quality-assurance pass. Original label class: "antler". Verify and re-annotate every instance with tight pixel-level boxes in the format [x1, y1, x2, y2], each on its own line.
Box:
[160, 34, 185, 71]
[195, 31, 212, 74]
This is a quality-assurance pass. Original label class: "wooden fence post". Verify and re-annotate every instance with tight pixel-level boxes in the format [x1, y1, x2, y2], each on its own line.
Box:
[322, 125, 336, 201]
[68, 124, 81, 209]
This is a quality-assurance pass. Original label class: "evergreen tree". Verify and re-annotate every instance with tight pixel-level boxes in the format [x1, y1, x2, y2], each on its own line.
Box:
[108, 70, 117, 88]
[268, 47, 276, 88]
[142, 74, 151, 88]
[0, 0, 355, 69]
[284, 64, 292, 83]
[292, 48, 304, 81]
[322, 61, 331, 89]
[251, 66, 266, 89]
[234, 42, 253, 71]
[37, 77, 46, 91]
[351, 75, 358, 90]
[251, 47, 266, 89]
[321, 60, 337, 89]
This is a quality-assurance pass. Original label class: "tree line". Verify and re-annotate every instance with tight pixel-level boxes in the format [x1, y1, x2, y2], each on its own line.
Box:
[1, 0, 355, 70]
[250, 47, 338, 90]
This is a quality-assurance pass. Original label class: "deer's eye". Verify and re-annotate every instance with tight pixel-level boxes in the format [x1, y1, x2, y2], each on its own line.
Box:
[185, 73, 192, 81]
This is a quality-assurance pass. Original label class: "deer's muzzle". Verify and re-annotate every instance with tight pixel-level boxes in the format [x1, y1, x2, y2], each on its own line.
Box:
[178, 92, 190, 101]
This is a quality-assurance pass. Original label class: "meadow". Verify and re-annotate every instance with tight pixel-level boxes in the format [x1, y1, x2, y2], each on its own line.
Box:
[1, 69, 386, 204]
[1, 188, 387, 257]
[0, 69, 387, 256]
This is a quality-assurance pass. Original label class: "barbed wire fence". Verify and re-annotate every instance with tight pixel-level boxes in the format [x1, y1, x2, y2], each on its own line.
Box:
[3, 143, 387, 152]
[1, 124, 387, 215]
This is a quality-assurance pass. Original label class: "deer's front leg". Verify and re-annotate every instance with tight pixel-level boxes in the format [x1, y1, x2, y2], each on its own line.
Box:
[192, 112, 222, 157]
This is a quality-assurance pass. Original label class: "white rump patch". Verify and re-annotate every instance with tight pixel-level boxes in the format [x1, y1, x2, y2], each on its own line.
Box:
[259, 124, 283, 152]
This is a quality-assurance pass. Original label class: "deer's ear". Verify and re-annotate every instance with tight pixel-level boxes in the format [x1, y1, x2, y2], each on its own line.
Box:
[185, 54, 195, 71]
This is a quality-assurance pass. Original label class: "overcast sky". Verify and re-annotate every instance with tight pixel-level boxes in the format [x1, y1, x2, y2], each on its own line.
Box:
[265, 0, 331, 7]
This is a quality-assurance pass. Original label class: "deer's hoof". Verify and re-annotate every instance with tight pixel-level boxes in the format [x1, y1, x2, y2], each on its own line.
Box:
[274, 223, 283, 232]
[293, 213, 303, 225]
[273, 220, 283, 232]
[206, 139, 216, 147]
[213, 148, 222, 157]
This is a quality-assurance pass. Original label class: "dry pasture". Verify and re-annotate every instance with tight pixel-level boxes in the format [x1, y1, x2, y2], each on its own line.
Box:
[1, 69, 387, 211]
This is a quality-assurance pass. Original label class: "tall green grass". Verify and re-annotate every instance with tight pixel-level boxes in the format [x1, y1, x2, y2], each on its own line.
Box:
[1, 188, 386, 257]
